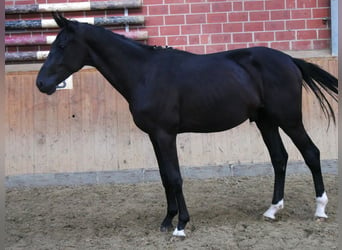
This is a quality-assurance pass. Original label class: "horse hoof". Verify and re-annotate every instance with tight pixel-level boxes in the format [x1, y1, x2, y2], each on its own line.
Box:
[173, 228, 186, 237]
[315, 217, 328, 222]
[263, 215, 276, 222]
[160, 225, 173, 232]
[315, 192, 328, 220]
[263, 199, 284, 220]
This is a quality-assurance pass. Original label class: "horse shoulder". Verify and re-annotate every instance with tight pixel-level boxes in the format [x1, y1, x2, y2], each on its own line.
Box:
[129, 82, 180, 133]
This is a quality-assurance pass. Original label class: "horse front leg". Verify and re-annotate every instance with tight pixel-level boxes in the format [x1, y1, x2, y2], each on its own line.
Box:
[149, 131, 190, 237]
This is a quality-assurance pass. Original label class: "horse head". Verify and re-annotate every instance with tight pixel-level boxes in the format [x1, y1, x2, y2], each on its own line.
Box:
[36, 12, 89, 95]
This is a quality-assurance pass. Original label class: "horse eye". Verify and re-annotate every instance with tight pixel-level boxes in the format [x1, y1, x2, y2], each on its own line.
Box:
[59, 44, 66, 49]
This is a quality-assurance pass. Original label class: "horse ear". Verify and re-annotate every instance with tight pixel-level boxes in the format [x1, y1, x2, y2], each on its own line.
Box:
[52, 12, 69, 28]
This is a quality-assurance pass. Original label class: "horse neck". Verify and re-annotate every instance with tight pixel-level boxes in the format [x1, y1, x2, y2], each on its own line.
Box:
[84, 26, 148, 101]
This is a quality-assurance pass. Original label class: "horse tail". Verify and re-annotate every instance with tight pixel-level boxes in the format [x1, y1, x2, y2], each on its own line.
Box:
[292, 58, 338, 124]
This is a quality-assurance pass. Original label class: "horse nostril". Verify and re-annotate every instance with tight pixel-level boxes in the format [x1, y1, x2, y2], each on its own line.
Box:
[37, 80, 43, 88]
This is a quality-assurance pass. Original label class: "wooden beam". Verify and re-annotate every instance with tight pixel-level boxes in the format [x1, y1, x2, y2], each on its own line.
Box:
[5, 0, 142, 14]
[6, 16, 145, 30]
[5, 51, 49, 62]
[5, 31, 148, 46]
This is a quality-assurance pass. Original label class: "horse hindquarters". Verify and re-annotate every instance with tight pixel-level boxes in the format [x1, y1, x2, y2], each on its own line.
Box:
[256, 52, 330, 219]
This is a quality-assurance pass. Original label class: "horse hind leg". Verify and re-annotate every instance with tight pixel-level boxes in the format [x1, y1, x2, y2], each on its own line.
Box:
[282, 122, 328, 219]
[256, 119, 288, 220]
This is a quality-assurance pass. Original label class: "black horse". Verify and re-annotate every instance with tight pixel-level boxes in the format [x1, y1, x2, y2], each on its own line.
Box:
[36, 13, 337, 237]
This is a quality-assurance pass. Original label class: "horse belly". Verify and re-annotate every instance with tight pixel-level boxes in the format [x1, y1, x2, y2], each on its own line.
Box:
[178, 101, 252, 133]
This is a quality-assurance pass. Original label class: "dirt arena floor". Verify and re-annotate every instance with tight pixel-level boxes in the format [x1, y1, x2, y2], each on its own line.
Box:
[6, 173, 337, 249]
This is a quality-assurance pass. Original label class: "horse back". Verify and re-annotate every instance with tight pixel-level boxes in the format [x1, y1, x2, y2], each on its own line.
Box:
[130, 47, 302, 133]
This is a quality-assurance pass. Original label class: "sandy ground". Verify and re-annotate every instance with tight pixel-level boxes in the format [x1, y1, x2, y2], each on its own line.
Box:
[6, 173, 337, 249]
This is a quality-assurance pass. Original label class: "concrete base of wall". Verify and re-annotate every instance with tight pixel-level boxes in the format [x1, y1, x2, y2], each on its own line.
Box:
[6, 159, 337, 188]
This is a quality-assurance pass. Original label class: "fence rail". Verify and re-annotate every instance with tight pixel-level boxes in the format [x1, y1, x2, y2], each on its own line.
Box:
[5, 31, 148, 46]
[6, 16, 144, 30]
[5, 1, 147, 63]
[5, 0, 142, 14]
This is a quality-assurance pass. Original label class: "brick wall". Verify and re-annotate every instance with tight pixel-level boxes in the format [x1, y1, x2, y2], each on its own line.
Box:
[5, 0, 332, 56]
[143, 0, 331, 53]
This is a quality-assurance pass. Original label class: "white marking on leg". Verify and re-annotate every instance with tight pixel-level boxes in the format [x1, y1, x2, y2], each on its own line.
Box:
[315, 192, 328, 218]
[263, 199, 284, 220]
[173, 228, 186, 237]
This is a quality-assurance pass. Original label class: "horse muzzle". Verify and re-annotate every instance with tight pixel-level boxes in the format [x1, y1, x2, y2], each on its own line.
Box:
[36, 80, 57, 95]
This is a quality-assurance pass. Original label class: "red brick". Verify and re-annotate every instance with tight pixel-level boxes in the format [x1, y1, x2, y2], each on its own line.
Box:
[254, 32, 274, 42]
[149, 5, 169, 15]
[317, 0, 330, 7]
[276, 31, 295, 40]
[165, 15, 185, 25]
[285, 0, 296, 9]
[297, 30, 317, 40]
[233, 2, 243, 11]
[318, 29, 330, 39]
[271, 41, 290, 50]
[145, 27, 159, 36]
[206, 44, 227, 54]
[200, 34, 210, 44]
[160, 26, 180, 36]
[244, 22, 264, 32]
[187, 0, 206, 2]
[228, 44, 248, 50]
[223, 23, 243, 33]
[312, 8, 329, 18]
[233, 33, 253, 43]
[229, 12, 248, 22]
[307, 19, 327, 29]
[265, 21, 285, 31]
[5, 1, 14, 6]
[291, 40, 312, 50]
[12, 0, 33, 4]
[271, 10, 290, 20]
[170, 4, 190, 14]
[181, 24, 201, 35]
[211, 34, 231, 44]
[7, 47, 18, 52]
[297, 0, 316, 8]
[291, 9, 311, 19]
[212, 2, 232, 12]
[47, 0, 64, 3]
[248, 42, 269, 47]
[130, 6, 148, 15]
[167, 36, 188, 46]
[191, 3, 211, 13]
[148, 37, 166, 46]
[185, 45, 205, 54]
[165, 0, 184, 3]
[145, 16, 164, 26]
[250, 11, 270, 21]
[173, 45, 185, 51]
[313, 40, 329, 49]
[144, 0, 164, 4]
[244, 1, 264, 11]
[266, 0, 285, 9]
[286, 20, 305, 30]
[186, 14, 206, 24]
[202, 24, 222, 34]
[188, 35, 200, 44]
[207, 13, 227, 23]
